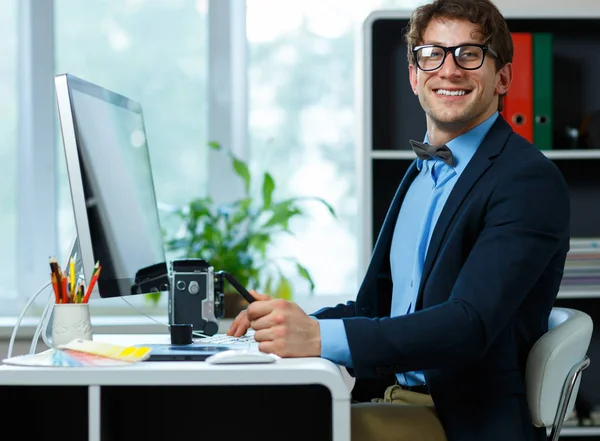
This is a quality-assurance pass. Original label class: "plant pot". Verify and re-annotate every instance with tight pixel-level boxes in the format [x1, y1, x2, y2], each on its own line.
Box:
[223, 291, 250, 318]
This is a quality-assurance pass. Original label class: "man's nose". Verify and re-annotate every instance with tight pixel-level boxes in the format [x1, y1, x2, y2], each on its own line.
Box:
[438, 51, 463, 78]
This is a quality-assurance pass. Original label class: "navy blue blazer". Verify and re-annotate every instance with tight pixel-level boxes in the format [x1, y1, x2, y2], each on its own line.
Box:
[313, 116, 570, 441]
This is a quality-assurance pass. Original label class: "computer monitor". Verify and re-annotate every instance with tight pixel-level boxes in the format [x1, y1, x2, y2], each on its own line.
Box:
[55, 73, 168, 300]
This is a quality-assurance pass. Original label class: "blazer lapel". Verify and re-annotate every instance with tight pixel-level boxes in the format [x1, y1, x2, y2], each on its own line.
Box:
[416, 116, 514, 308]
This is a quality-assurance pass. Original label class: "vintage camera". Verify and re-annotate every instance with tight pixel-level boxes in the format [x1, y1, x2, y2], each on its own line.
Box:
[168, 258, 225, 336]
[131, 258, 251, 336]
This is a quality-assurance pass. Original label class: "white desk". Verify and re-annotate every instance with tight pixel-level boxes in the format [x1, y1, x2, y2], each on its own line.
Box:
[0, 334, 351, 441]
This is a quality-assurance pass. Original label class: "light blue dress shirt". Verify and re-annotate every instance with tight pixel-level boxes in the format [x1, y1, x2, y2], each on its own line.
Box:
[317, 112, 499, 384]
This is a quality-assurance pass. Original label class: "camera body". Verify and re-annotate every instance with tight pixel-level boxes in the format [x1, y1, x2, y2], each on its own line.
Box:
[168, 258, 225, 336]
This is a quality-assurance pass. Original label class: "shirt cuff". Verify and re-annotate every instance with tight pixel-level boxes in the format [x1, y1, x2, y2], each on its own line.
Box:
[314, 318, 353, 368]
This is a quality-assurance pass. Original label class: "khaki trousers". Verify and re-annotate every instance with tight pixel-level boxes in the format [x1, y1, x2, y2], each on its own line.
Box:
[351, 385, 447, 441]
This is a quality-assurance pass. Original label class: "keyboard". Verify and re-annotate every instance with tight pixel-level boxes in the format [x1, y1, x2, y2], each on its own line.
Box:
[195, 331, 256, 345]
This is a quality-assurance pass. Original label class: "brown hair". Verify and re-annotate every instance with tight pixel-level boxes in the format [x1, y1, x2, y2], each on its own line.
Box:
[404, 0, 513, 110]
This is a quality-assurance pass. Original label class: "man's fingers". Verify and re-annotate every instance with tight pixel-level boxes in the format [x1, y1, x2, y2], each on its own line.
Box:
[227, 311, 249, 336]
[250, 312, 283, 331]
[226, 319, 239, 336]
[254, 327, 278, 344]
[232, 323, 248, 337]
[257, 340, 277, 355]
[249, 289, 271, 302]
[246, 299, 275, 321]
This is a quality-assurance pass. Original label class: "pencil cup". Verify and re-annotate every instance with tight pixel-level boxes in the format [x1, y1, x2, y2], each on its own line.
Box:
[51, 303, 93, 347]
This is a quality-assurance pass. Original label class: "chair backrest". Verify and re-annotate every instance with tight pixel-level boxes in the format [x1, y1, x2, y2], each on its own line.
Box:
[525, 307, 593, 427]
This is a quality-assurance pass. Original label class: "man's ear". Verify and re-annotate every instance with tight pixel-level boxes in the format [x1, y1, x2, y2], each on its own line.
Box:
[495, 62, 512, 96]
[409, 63, 418, 95]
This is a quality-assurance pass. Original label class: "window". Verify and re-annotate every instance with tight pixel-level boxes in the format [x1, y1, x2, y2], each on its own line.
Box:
[0, 1, 18, 307]
[246, 0, 418, 300]
[2, 0, 424, 317]
[54, 0, 208, 309]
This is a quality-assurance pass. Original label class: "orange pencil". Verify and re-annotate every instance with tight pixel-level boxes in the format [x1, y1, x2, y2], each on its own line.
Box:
[82, 265, 101, 304]
[51, 273, 59, 303]
[62, 276, 68, 303]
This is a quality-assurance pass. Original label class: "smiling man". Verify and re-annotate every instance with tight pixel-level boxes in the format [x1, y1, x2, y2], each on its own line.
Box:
[229, 1, 571, 440]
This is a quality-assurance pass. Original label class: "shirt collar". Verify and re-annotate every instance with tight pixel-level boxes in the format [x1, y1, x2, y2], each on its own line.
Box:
[416, 112, 499, 175]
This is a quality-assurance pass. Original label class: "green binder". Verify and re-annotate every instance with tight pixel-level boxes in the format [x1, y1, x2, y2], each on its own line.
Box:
[533, 33, 553, 150]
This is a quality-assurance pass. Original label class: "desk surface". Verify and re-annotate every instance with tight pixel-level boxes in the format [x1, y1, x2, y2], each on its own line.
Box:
[0, 334, 352, 401]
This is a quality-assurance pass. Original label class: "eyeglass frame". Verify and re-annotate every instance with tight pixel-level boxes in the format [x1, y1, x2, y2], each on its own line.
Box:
[412, 44, 500, 71]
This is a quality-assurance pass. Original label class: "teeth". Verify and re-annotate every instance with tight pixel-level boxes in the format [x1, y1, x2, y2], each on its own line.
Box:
[436, 89, 467, 96]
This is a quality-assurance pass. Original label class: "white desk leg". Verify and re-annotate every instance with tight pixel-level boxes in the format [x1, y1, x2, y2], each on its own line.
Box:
[332, 400, 351, 441]
[88, 385, 101, 441]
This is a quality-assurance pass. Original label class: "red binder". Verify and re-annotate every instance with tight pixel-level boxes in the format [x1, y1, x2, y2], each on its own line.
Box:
[502, 32, 533, 142]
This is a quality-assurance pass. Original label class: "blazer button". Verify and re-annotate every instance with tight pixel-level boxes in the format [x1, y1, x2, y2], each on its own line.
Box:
[361, 307, 370, 313]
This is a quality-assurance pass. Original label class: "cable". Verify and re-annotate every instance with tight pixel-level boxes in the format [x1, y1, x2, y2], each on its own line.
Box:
[30, 288, 55, 354]
[6, 282, 51, 360]
[120, 296, 170, 328]
[119, 297, 212, 338]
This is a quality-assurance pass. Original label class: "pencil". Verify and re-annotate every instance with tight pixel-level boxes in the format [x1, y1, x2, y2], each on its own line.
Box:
[49, 256, 63, 302]
[69, 257, 76, 299]
[51, 272, 59, 303]
[62, 276, 68, 304]
[82, 265, 101, 304]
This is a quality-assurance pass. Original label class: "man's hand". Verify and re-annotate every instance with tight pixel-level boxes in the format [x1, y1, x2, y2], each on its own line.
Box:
[227, 290, 271, 337]
[246, 296, 321, 358]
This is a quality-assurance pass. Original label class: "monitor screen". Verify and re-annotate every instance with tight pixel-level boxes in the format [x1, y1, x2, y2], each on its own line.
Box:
[55, 73, 168, 300]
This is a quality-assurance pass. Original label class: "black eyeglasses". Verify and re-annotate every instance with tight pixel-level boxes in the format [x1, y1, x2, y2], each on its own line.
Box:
[413, 44, 499, 71]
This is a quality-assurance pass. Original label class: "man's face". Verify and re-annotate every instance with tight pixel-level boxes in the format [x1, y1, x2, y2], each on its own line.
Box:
[409, 17, 511, 132]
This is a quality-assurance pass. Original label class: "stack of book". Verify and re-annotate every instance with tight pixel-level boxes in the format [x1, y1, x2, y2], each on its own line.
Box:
[561, 239, 600, 293]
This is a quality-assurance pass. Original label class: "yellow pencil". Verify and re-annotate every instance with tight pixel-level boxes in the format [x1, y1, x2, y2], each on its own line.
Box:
[70, 257, 76, 299]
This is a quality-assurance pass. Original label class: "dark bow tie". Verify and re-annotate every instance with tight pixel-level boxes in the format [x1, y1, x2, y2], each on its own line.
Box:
[409, 140, 455, 167]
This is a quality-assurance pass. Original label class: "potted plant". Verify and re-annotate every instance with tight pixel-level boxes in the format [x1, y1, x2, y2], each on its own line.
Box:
[162, 142, 336, 317]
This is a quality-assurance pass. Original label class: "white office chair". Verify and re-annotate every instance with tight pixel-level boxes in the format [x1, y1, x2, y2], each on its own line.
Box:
[526, 307, 593, 441]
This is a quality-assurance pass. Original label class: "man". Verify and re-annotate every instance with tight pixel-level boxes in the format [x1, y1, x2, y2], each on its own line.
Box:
[228, 1, 570, 440]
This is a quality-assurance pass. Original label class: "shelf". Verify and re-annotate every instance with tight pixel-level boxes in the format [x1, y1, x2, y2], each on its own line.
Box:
[558, 288, 600, 299]
[544, 150, 600, 160]
[370, 151, 416, 160]
[369, 150, 600, 160]
[554, 426, 600, 437]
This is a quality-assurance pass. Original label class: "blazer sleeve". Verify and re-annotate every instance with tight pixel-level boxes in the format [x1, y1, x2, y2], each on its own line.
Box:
[311, 301, 357, 319]
[343, 158, 570, 378]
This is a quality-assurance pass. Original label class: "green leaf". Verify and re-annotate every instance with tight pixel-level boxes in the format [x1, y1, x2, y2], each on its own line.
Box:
[296, 262, 315, 292]
[262, 172, 275, 209]
[262, 200, 302, 229]
[248, 233, 271, 257]
[208, 141, 221, 151]
[274, 275, 293, 301]
[297, 196, 337, 218]
[189, 198, 214, 220]
[230, 153, 251, 194]
[145, 292, 161, 306]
